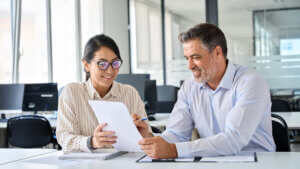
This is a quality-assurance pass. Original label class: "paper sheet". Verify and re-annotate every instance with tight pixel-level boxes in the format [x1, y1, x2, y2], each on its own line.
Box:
[58, 152, 112, 160]
[88, 100, 143, 152]
[201, 152, 256, 162]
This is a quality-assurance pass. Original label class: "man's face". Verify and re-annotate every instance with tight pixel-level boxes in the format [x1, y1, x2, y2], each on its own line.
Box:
[183, 39, 217, 84]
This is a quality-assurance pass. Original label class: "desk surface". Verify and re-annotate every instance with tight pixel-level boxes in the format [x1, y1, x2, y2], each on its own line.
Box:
[0, 148, 56, 165]
[273, 112, 300, 129]
[0, 150, 299, 169]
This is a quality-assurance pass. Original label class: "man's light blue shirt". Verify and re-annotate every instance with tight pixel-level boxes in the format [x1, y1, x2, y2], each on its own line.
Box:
[160, 61, 276, 157]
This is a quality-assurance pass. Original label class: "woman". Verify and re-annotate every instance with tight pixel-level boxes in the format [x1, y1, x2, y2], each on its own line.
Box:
[56, 34, 151, 153]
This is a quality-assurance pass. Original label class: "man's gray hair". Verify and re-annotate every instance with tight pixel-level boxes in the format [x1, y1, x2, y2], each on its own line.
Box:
[178, 23, 228, 58]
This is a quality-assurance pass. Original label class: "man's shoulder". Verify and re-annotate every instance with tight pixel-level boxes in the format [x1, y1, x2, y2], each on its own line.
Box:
[233, 63, 268, 87]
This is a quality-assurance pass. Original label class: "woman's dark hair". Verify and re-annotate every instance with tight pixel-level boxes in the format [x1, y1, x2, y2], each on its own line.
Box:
[82, 34, 122, 81]
[178, 23, 228, 58]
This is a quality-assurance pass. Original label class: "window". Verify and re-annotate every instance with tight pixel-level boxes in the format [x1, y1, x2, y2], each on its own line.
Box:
[81, 0, 102, 49]
[0, 0, 13, 83]
[130, 0, 206, 86]
[130, 0, 163, 85]
[165, 0, 205, 86]
[19, 0, 48, 83]
[52, 0, 77, 88]
[219, 1, 300, 90]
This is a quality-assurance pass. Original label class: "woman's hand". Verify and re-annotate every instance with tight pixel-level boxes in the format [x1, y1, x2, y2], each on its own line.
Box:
[132, 113, 153, 138]
[91, 123, 117, 149]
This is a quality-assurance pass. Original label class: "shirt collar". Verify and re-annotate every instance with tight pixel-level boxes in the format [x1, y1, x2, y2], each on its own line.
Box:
[197, 60, 236, 91]
[217, 61, 236, 90]
[85, 79, 119, 99]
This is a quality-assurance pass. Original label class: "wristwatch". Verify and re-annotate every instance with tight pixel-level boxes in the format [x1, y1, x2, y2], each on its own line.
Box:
[87, 136, 96, 150]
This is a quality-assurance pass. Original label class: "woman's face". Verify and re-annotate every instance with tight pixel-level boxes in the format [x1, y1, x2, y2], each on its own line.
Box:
[84, 46, 120, 89]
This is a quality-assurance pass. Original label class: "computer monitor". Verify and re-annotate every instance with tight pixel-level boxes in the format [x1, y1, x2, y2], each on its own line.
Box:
[115, 74, 150, 100]
[22, 83, 58, 114]
[156, 85, 179, 113]
[0, 84, 24, 114]
[115, 74, 158, 120]
[144, 80, 158, 116]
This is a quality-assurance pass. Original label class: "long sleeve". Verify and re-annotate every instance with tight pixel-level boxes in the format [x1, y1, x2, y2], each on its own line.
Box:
[160, 63, 275, 157]
[160, 83, 195, 143]
[56, 80, 153, 154]
[56, 86, 91, 153]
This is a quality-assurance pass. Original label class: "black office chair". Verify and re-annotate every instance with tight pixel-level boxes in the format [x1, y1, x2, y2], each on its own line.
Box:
[271, 99, 291, 112]
[7, 115, 57, 148]
[271, 113, 290, 152]
[156, 85, 179, 113]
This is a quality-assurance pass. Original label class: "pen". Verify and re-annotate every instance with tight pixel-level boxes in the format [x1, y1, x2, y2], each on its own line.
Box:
[103, 151, 128, 160]
[139, 117, 148, 121]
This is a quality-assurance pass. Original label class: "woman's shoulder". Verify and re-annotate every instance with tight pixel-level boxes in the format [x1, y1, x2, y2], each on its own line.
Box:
[60, 82, 87, 97]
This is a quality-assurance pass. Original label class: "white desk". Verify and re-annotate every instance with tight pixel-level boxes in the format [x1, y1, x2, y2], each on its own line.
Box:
[0, 148, 56, 165]
[273, 112, 300, 129]
[1, 150, 299, 169]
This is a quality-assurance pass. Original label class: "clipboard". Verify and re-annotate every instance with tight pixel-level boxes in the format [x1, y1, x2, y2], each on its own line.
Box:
[136, 155, 201, 163]
[136, 152, 257, 163]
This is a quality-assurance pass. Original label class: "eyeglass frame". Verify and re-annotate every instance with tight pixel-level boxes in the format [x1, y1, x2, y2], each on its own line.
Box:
[90, 59, 123, 71]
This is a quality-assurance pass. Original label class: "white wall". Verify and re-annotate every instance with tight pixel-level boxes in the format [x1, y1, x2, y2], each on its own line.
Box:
[102, 0, 130, 73]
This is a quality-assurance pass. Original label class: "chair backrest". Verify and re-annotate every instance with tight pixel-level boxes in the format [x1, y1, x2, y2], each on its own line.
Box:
[271, 113, 291, 152]
[7, 115, 54, 148]
[156, 85, 179, 113]
[271, 99, 291, 112]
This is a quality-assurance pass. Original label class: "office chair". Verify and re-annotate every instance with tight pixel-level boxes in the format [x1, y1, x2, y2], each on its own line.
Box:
[156, 85, 179, 113]
[271, 99, 291, 112]
[7, 115, 58, 148]
[271, 113, 291, 152]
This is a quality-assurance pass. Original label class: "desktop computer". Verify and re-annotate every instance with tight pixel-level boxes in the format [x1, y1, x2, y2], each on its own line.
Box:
[22, 83, 58, 114]
[0, 84, 25, 122]
[115, 74, 158, 120]
[144, 80, 158, 120]
[116, 74, 150, 100]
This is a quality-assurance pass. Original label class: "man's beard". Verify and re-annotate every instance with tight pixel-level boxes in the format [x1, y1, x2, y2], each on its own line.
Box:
[193, 60, 217, 84]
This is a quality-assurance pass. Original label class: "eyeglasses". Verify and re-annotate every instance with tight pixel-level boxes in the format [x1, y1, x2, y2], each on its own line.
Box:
[92, 59, 123, 70]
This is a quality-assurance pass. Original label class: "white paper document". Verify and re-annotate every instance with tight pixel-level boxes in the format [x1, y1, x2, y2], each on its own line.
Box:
[88, 100, 143, 152]
[58, 152, 112, 160]
[201, 152, 256, 162]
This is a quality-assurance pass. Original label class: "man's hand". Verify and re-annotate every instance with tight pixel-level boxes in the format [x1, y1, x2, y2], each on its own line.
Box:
[138, 136, 178, 159]
[132, 113, 153, 138]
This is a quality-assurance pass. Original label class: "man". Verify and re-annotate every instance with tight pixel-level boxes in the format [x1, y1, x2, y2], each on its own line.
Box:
[133, 23, 276, 159]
